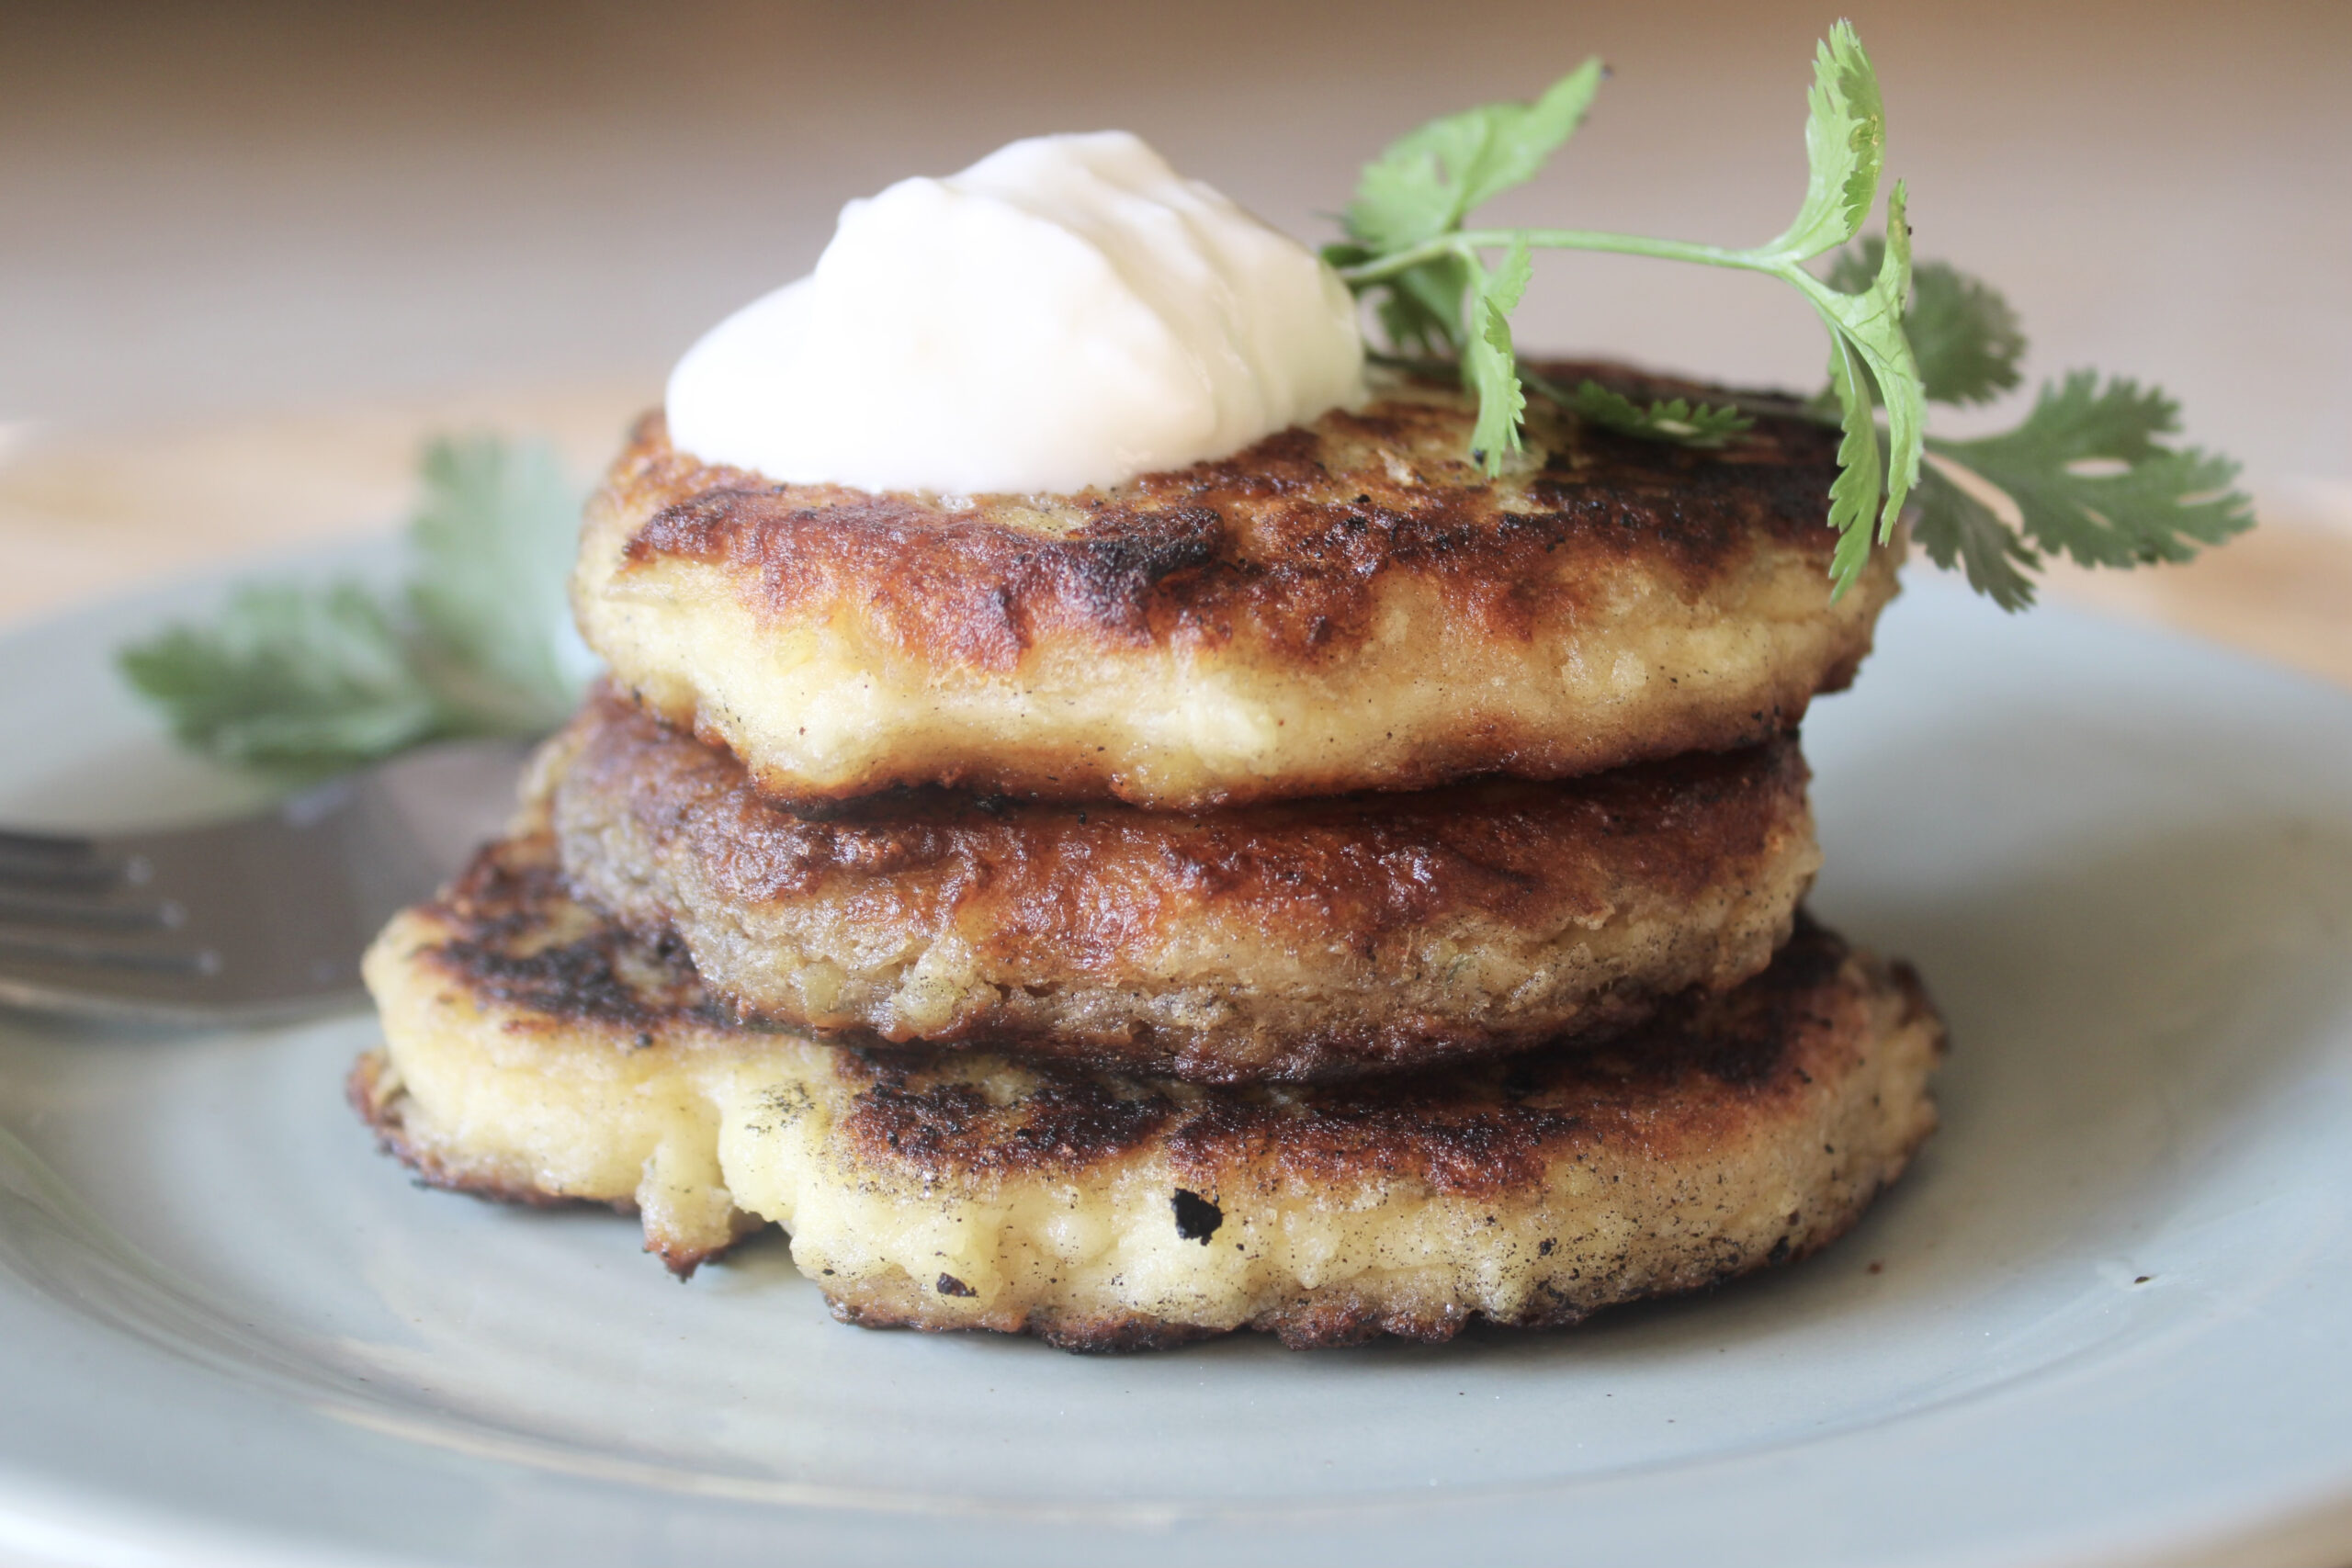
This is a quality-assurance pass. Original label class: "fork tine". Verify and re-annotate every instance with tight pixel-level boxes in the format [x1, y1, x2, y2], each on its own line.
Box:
[0, 889, 183, 931]
[0, 906, 249, 1022]
[0, 815, 355, 1021]
[0, 828, 96, 862]
[0, 935, 219, 976]
[0, 829, 145, 896]
[0, 737, 530, 1024]
[0, 863, 139, 893]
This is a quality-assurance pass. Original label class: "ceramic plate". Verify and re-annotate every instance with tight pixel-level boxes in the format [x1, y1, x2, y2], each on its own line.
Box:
[4, 549, 2351, 1568]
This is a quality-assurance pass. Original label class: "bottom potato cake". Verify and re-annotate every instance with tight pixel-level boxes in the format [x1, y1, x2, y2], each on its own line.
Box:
[354, 831, 1943, 1352]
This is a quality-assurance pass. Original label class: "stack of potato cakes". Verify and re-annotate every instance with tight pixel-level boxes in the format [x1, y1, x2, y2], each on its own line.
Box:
[356, 365, 1945, 1351]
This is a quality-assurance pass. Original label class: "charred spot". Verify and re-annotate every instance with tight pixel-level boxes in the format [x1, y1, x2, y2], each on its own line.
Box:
[419, 837, 725, 1030]
[1499, 1055, 1548, 1102]
[1767, 1235, 1792, 1266]
[839, 1065, 1179, 1177]
[1538, 1237, 1556, 1258]
[934, 1272, 977, 1298]
[1171, 1189, 1223, 1243]
[1661, 912, 1846, 1087]
[1061, 505, 1227, 611]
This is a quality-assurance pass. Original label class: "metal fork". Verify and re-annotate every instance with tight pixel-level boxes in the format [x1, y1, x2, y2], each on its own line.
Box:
[0, 740, 530, 1027]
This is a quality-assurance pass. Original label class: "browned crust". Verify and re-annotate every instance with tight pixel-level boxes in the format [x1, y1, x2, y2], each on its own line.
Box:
[388, 834, 1876, 1164]
[588, 361, 1898, 807]
[616, 364, 1844, 670]
[394, 829, 730, 1033]
[548, 684, 1819, 1079]
[811, 931, 1938, 1350]
[362, 834, 1944, 1349]
[818, 916, 1897, 1191]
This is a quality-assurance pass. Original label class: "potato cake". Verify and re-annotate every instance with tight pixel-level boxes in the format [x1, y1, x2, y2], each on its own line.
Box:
[573, 363, 1901, 810]
[542, 687, 1822, 1081]
[353, 830, 1941, 1351]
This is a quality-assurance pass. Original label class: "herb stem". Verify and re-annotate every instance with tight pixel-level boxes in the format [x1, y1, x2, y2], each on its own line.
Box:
[1335, 229, 1774, 288]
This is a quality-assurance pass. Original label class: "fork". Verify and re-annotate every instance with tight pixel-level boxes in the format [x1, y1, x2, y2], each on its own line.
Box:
[0, 739, 530, 1027]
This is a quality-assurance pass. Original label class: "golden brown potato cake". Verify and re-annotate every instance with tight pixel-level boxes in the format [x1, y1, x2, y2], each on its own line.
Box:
[541, 687, 1823, 1081]
[354, 831, 1941, 1351]
[573, 362, 1901, 811]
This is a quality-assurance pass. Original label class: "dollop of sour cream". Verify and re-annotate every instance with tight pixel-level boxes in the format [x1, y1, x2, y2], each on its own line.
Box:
[665, 131, 1365, 494]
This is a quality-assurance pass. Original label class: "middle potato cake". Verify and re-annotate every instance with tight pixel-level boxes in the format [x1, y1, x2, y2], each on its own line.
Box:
[543, 687, 1822, 1082]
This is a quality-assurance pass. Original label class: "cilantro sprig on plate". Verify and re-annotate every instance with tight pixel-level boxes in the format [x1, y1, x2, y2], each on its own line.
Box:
[119, 435, 588, 776]
[1325, 21, 2251, 605]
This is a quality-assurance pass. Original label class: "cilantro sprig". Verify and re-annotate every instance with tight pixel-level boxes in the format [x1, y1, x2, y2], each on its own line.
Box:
[119, 434, 588, 776]
[1325, 22, 2249, 605]
[1822, 237, 2252, 608]
[1911, 372, 2252, 609]
[1328, 23, 1921, 596]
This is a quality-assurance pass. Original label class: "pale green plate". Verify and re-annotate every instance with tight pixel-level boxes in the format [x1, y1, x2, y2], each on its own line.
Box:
[3, 552, 2350, 1567]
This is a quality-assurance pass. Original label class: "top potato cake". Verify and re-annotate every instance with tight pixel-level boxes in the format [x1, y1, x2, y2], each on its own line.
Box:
[575, 362, 1901, 810]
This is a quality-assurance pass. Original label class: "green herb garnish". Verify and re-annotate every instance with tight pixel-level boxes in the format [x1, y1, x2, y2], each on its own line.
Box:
[1911, 371, 2253, 610]
[119, 434, 586, 775]
[1326, 21, 2250, 604]
[1329, 23, 1920, 595]
[1821, 238, 2252, 608]
[1549, 375, 1754, 449]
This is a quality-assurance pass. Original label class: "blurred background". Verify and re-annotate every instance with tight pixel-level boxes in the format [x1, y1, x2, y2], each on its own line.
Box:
[2, 0, 2346, 660]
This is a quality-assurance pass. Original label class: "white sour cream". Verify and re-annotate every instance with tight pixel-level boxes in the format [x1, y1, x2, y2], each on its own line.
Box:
[664, 131, 1365, 494]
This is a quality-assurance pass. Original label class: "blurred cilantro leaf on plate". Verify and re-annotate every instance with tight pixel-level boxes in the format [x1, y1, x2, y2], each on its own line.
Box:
[118, 434, 589, 777]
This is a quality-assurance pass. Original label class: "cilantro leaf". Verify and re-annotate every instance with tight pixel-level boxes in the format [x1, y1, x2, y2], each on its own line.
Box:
[1464, 240, 1534, 468]
[1381, 254, 1476, 356]
[1555, 377, 1753, 446]
[1334, 60, 1602, 363]
[1815, 253, 2241, 606]
[1807, 182, 1923, 582]
[1758, 22, 1885, 263]
[1343, 59, 1607, 254]
[1911, 461, 2041, 610]
[118, 433, 591, 776]
[406, 434, 584, 734]
[1830, 241, 2026, 406]
[118, 581, 447, 775]
[1928, 371, 2253, 570]
[1823, 334, 1888, 592]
